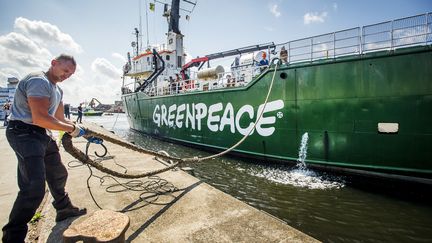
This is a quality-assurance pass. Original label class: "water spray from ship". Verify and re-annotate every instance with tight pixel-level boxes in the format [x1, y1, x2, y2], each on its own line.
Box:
[249, 133, 345, 189]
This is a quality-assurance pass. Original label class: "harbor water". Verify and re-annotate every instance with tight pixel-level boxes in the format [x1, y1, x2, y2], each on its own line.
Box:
[81, 114, 432, 242]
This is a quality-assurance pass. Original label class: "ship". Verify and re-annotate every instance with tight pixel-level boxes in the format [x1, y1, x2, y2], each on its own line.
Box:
[71, 99, 105, 116]
[71, 108, 104, 116]
[121, 1, 432, 184]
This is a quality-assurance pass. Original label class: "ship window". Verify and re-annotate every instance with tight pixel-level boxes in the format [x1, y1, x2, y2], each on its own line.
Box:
[166, 55, 170, 61]
[147, 57, 150, 62]
[169, 38, 173, 44]
[280, 72, 287, 79]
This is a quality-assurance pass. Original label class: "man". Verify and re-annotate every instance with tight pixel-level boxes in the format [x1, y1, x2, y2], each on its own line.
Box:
[3, 100, 11, 126]
[64, 103, 70, 119]
[258, 52, 269, 73]
[76, 103, 83, 123]
[259, 52, 269, 66]
[2, 54, 87, 243]
[169, 76, 176, 94]
[279, 46, 288, 64]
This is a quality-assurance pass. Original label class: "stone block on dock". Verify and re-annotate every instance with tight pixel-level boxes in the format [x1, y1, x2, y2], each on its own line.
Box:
[63, 210, 130, 243]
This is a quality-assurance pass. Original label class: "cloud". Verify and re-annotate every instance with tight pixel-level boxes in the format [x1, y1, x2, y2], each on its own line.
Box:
[0, 17, 123, 105]
[112, 53, 127, 63]
[333, 3, 338, 11]
[14, 17, 82, 53]
[61, 82, 121, 105]
[59, 63, 122, 105]
[91, 58, 122, 79]
[0, 32, 52, 72]
[0, 32, 42, 54]
[0, 68, 21, 79]
[269, 4, 281, 18]
[304, 12, 328, 25]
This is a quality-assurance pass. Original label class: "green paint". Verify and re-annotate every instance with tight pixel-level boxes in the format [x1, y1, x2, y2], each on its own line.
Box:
[122, 46, 432, 177]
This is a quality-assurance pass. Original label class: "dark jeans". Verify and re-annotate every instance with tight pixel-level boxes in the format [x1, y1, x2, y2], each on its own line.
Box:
[3, 114, 8, 126]
[2, 121, 72, 243]
[76, 113, 82, 123]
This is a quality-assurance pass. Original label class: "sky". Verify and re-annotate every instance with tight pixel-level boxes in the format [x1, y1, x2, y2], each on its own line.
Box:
[0, 0, 431, 106]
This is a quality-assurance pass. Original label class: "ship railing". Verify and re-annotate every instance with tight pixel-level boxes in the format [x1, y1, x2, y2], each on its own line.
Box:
[122, 62, 267, 97]
[273, 12, 432, 64]
[130, 59, 154, 75]
[362, 13, 432, 52]
[193, 65, 264, 91]
[121, 81, 136, 94]
[155, 65, 265, 95]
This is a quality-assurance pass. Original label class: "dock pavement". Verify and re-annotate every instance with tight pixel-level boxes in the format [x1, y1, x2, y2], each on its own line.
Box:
[0, 125, 318, 242]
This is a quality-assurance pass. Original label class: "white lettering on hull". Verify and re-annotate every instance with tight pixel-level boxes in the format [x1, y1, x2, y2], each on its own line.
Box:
[152, 100, 284, 137]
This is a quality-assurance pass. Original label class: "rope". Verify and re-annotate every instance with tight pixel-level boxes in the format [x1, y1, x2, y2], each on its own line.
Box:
[193, 61, 279, 161]
[67, 148, 179, 210]
[110, 112, 121, 131]
[62, 62, 279, 178]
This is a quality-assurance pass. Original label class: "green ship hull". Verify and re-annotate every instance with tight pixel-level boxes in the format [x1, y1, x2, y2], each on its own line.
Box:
[122, 46, 432, 180]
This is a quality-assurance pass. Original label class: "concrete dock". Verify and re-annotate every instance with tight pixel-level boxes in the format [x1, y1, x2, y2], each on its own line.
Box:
[0, 125, 318, 242]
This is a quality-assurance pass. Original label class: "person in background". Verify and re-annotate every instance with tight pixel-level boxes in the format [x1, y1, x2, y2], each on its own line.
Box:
[230, 56, 240, 83]
[259, 52, 269, 66]
[2, 54, 87, 243]
[228, 74, 237, 87]
[76, 103, 83, 123]
[169, 76, 176, 94]
[64, 103, 70, 119]
[3, 100, 11, 126]
[280, 46, 288, 64]
[258, 52, 269, 73]
[231, 56, 240, 69]
[175, 74, 183, 92]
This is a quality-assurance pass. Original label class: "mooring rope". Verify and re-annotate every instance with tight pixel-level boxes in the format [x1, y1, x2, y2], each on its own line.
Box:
[66, 149, 180, 210]
[194, 60, 280, 161]
[62, 61, 280, 178]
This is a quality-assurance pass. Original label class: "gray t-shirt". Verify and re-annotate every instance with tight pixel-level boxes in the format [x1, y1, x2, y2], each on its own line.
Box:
[10, 71, 63, 124]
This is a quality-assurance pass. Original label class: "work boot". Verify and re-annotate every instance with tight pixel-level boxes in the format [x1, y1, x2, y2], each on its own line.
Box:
[56, 206, 87, 222]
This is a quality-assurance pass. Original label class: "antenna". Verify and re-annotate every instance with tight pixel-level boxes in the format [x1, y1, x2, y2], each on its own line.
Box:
[134, 28, 139, 56]
[145, 0, 149, 48]
[138, 0, 150, 51]
[138, 0, 142, 52]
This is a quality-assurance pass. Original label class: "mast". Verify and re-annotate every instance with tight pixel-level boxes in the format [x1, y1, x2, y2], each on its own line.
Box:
[166, 0, 184, 69]
[169, 0, 181, 34]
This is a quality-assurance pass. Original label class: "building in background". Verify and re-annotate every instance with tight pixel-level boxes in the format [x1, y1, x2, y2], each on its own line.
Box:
[0, 77, 18, 120]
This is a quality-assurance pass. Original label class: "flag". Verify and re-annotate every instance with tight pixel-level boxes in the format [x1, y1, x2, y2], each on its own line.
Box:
[149, 3, 155, 12]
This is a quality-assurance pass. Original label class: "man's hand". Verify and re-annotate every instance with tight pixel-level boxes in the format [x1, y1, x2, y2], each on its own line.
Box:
[70, 124, 86, 137]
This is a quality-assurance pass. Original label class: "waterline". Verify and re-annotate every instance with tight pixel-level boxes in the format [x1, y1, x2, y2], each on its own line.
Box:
[249, 166, 345, 189]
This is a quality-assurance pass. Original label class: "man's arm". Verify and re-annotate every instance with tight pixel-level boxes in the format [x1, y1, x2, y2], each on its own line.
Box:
[28, 97, 75, 132]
